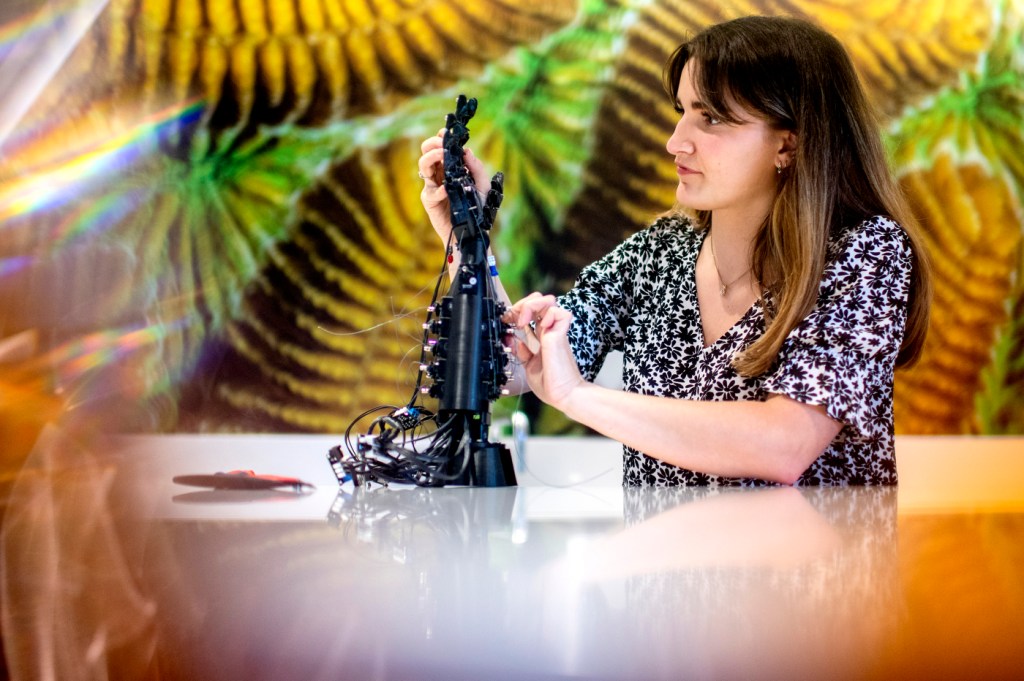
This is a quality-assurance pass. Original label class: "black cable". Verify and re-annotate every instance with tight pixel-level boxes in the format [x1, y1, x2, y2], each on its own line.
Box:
[331, 404, 470, 487]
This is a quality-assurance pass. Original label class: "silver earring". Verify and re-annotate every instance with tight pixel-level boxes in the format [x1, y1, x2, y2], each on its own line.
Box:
[776, 163, 783, 175]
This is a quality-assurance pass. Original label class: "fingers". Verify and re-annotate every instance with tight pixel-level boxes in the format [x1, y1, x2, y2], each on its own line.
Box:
[421, 127, 492, 192]
[509, 325, 541, 356]
[506, 293, 571, 359]
[506, 293, 544, 359]
[514, 329, 537, 363]
[417, 128, 493, 250]
[419, 128, 445, 152]
[535, 305, 572, 335]
[510, 293, 559, 328]
[418, 129, 449, 185]
[417, 145, 444, 187]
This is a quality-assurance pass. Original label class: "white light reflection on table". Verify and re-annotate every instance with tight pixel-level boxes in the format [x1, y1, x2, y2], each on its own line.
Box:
[3, 431, 1023, 680]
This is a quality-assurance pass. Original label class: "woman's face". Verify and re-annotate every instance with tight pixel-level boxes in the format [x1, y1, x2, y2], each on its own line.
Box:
[666, 62, 791, 225]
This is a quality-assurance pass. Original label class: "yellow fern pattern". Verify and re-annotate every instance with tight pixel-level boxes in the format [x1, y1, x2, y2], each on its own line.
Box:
[894, 157, 1021, 433]
[180, 140, 442, 432]
[1, 0, 1022, 435]
[13, 0, 579, 149]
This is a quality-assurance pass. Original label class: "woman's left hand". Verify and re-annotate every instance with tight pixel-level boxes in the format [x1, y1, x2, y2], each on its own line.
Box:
[508, 294, 586, 410]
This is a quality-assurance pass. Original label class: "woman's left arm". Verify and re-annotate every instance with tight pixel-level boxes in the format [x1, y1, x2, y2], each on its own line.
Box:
[561, 384, 841, 485]
[519, 302, 840, 484]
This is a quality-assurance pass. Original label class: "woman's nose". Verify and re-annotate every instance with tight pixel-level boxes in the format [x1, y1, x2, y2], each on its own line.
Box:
[666, 119, 694, 156]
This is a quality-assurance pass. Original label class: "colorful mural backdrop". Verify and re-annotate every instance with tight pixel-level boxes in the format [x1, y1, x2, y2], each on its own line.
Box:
[1, 0, 1022, 443]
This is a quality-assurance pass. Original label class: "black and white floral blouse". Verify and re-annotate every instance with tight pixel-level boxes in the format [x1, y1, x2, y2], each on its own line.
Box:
[559, 214, 913, 487]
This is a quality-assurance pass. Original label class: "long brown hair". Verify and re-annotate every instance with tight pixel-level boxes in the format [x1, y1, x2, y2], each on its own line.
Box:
[663, 16, 930, 375]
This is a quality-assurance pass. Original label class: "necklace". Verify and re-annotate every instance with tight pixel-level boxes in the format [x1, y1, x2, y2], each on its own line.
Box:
[707, 230, 753, 297]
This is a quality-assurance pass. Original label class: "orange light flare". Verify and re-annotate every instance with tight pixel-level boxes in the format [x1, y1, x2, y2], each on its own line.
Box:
[0, 330, 64, 490]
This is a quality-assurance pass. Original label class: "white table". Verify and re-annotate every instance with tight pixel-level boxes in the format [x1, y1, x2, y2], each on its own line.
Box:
[3, 431, 1023, 680]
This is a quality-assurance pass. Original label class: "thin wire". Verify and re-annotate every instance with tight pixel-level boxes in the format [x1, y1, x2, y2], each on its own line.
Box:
[316, 308, 426, 337]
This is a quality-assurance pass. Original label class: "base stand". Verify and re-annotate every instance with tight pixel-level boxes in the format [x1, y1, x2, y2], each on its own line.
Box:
[447, 439, 517, 487]
[467, 441, 517, 487]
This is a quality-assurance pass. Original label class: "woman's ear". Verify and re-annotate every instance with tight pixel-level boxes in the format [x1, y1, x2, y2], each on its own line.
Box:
[777, 131, 798, 169]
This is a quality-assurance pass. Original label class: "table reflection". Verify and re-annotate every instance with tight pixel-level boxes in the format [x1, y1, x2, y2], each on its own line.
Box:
[2, 429, 1022, 680]
[133, 485, 899, 680]
[534, 486, 898, 680]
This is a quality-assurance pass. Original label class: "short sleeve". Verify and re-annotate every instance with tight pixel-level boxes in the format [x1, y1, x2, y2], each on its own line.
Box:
[557, 233, 640, 381]
[760, 217, 913, 441]
[558, 217, 692, 381]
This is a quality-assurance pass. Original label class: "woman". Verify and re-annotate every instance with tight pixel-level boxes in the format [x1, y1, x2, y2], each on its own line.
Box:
[417, 16, 930, 486]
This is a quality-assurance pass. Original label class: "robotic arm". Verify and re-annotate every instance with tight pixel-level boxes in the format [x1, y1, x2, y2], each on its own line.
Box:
[329, 95, 517, 488]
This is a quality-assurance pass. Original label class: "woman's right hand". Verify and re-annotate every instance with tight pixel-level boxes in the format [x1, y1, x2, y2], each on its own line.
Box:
[417, 129, 492, 248]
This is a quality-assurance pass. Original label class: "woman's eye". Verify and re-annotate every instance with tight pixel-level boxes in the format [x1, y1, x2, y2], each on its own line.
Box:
[703, 113, 721, 125]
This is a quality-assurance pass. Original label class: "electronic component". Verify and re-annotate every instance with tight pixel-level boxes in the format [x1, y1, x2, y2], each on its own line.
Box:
[329, 95, 517, 488]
